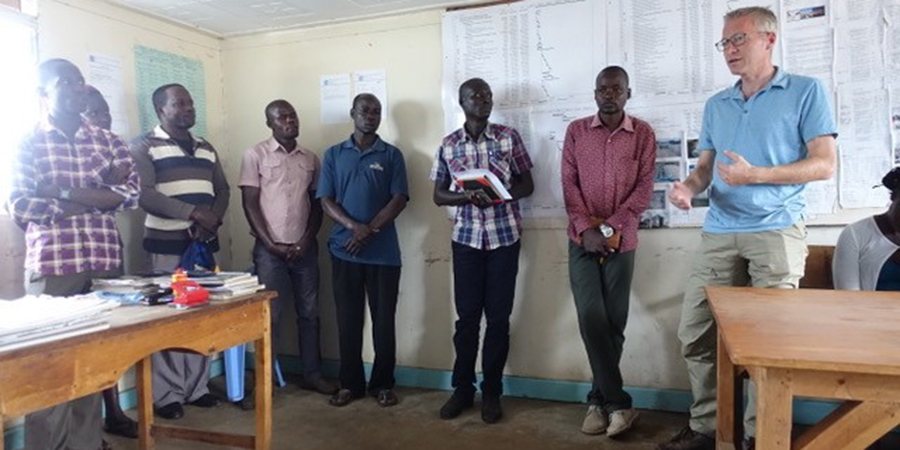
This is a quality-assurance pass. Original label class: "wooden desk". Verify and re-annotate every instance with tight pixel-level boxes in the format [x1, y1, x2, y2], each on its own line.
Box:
[708, 286, 900, 450]
[0, 292, 275, 450]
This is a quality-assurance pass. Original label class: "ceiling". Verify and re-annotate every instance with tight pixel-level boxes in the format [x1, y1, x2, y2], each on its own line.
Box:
[107, 0, 487, 37]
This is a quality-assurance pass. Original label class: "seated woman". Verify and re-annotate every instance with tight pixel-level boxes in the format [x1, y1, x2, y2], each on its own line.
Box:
[833, 167, 900, 290]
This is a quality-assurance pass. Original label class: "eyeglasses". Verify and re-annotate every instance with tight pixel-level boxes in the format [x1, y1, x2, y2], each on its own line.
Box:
[714, 31, 769, 51]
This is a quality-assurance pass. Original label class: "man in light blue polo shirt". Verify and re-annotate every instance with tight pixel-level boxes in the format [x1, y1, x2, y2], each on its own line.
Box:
[317, 93, 409, 408]
[659, 7, 837, 450]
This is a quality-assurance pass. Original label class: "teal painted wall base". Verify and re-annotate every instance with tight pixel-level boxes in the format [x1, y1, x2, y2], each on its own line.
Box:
[4, 354, 845, 450]
[277, 355, 840, 426]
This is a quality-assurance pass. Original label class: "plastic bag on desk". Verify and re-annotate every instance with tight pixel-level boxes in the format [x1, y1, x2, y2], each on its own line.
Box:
[180, 239, 216, 272]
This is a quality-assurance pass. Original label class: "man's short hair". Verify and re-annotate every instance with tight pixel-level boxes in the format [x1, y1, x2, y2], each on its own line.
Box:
[597, 66, 629, 86]
[265, 99, 291, 120]
[151, 83, 185, 112]
[458, 78, 488, 101]
[725, 6, 778, 33]
[352, 93, 379, 110]
[38, 58, 77, 90]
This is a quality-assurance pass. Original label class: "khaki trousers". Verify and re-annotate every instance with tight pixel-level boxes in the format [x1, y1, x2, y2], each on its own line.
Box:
[678, 223, 807, 437]
[24, 268, 120, 450]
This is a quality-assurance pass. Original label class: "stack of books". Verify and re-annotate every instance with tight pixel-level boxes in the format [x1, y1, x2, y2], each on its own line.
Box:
[452, 168, 513, 203]
[0, 294, 119, 352]
[193, 272, 265, 300]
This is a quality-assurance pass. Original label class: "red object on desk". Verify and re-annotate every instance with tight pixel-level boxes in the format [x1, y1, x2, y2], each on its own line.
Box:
[171, 280, 209, 308]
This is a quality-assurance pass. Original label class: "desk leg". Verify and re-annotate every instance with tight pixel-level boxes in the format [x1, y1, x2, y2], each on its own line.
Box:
[137, 356, 155, 450]
[755, 367, 792, 450]
[716, 332, 741, 450]
[255, 303, 272, 450]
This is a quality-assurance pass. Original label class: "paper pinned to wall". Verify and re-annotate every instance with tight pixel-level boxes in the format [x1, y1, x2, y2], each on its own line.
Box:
[352, 69, 388, 119]
[134, 45, 207, 138]
[837, 81, 892, 208]
[781, 1, 834, 92]
[443, 0, 604, 218]
[320, 73, 352, 124]
[87, 53, 130, 138]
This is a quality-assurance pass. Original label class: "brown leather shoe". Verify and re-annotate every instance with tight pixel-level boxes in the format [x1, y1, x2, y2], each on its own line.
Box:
[329, 388, 356, 407]
[375, 389, 398, 407]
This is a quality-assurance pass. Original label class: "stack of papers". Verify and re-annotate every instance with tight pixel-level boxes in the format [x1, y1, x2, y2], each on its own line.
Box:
[0, 294, 119, 352]
[92, 277, 157, 293]
[195, 272, 265, 300]
[92, 277, 163, 304]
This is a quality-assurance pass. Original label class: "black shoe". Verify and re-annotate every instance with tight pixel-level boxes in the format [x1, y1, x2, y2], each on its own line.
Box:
[657, 427, 715, 450]
[439, 391, 474, 419]
[154, 402, 184, 420]
[299, 376, 339, 395]
[237, 395, 255, 410]
[188, 393, 220, 408]
[104, 416, 138, 438]
[481, 396, 503, 424]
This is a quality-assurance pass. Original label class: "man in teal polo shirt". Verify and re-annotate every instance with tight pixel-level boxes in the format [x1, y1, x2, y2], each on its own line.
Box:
[659, 7, 837, 450]
[317, 93, 409, 408]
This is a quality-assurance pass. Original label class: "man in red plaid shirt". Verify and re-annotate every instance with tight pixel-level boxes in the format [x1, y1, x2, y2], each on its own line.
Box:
[8, 58, 140, 450]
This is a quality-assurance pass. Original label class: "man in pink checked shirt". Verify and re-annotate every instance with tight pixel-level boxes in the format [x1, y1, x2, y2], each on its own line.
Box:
[561, 66, 656, 439]
[8, 58, 140, 450]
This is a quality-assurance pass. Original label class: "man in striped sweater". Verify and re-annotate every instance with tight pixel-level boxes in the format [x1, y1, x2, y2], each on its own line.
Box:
[131, 83, 230, 420]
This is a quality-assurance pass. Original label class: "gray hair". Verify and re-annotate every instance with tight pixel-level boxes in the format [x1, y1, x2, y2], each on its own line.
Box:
[725, 6, 777, 33]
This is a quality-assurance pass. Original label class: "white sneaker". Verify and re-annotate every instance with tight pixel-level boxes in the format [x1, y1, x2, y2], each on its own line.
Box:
[580, 404, 608, 435]
[606, 408, 639, 437]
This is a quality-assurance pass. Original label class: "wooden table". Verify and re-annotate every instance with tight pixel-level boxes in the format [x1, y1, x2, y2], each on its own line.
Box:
[708, 286, 900, 450]
[0, 292, 275, 450]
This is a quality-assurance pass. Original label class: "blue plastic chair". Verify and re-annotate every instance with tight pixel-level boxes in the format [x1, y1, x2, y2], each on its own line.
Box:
[224, 343, 286, 402]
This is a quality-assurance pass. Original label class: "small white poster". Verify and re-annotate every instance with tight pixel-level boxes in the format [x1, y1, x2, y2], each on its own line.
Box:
[87, 53, 130, 138]
[320, 73, 352, 125]
[352, 69, 388, 119]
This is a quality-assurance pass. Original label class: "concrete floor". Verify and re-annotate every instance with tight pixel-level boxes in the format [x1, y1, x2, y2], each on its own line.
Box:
[105, 375, 900, 450]
[104, 376, 686, 450]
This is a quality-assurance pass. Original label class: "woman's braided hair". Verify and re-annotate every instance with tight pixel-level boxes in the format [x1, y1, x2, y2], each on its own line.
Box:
[883, 167, 900, 200]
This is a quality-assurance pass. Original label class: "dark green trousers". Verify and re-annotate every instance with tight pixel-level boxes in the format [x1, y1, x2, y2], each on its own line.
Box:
[568, 241, 635, 412]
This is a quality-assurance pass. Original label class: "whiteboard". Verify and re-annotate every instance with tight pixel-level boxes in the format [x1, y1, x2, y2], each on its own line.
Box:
[441, 0, 896, 227]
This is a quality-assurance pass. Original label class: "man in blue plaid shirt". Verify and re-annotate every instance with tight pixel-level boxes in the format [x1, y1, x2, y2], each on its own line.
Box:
[430, 78, 534, 424]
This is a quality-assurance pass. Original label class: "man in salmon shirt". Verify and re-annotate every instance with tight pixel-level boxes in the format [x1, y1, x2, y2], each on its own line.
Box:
[239, 99, 336, 398]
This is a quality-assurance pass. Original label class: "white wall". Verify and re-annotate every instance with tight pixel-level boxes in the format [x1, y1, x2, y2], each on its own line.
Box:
[220, 10, 849, 391]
